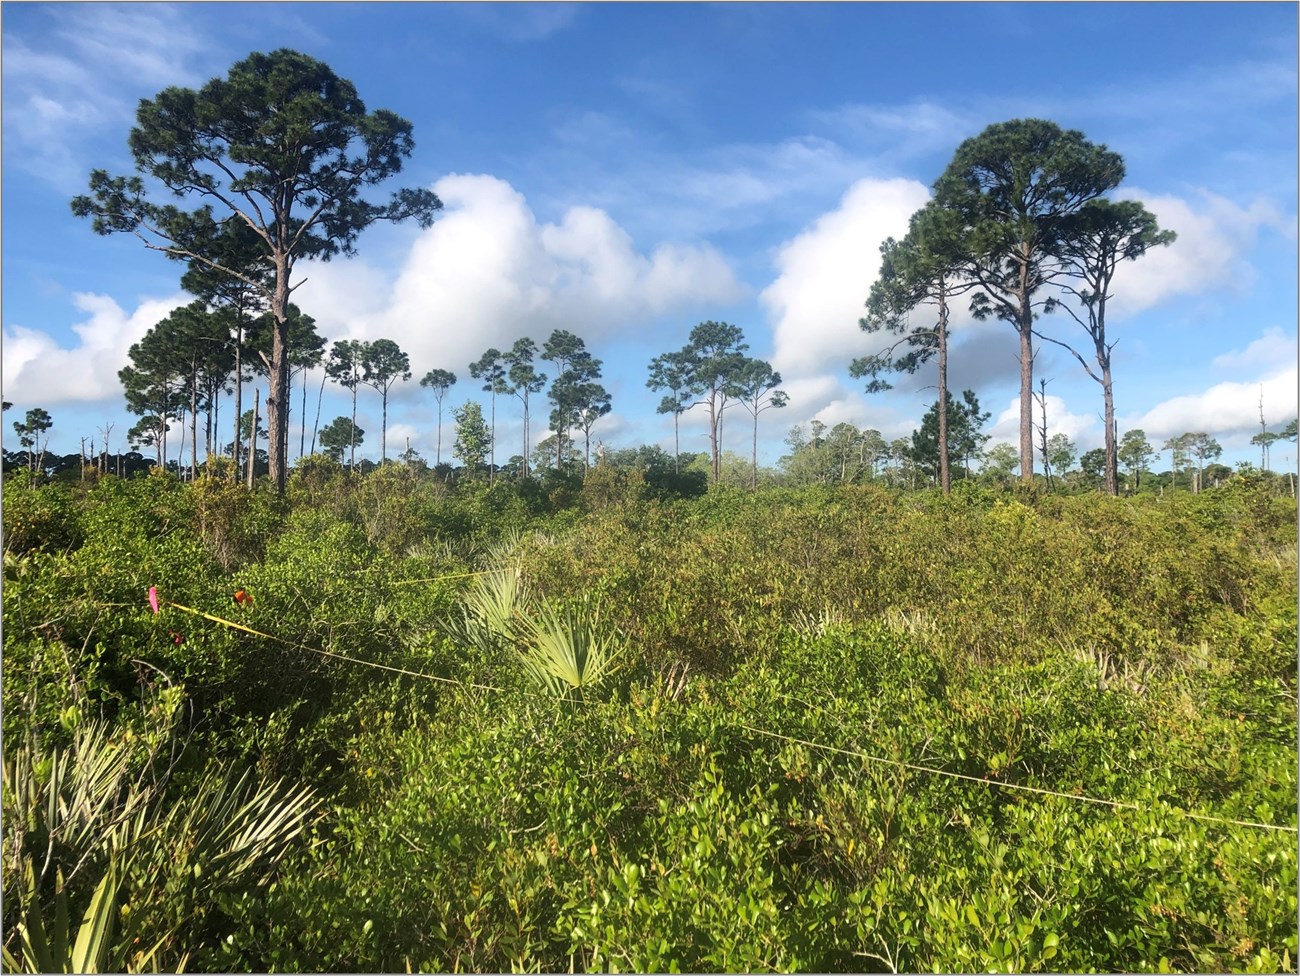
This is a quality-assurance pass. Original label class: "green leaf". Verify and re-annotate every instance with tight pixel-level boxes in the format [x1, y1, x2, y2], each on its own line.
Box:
[70, 861, 119, 974]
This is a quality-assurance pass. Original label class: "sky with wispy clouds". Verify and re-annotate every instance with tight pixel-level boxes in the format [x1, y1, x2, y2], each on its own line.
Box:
[3, 2, 1296, 468]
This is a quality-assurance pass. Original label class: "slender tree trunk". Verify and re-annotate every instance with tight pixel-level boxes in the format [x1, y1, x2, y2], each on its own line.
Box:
[708, 392, 720, 484]
[1258, 390, 1268, 468]
[300, 368, 309, 460]
[937, 281, 951, 495]
[435, 397, 443, 466]
[233, 316, 243, 482]
[751, 408, 759, 491]
[381, 391, 388, 463]
[1103, 368, 1118, 496]
[176, 405, 186, 478]
[1017, 257, 1035, 483]
[311, 370, 326, 457]
[283, 366, 292, 474]
[1019, 320, 1035, 484]
[160, 380, 170, 471]
[521, 395, 530, 478]
[718, 400, 726, 482]
[673, 410, 681, 475]
[349, 386, 358, 471]
[1038, 379, 1052, 490]
[247, 387, 259, 489]
[488, 393, 496, 484]
[190, 368, 199, 481]
[267, 252, 291, 492]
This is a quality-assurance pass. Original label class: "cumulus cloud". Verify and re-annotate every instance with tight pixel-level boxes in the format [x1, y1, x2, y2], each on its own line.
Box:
[1107, 188, 1291, 318]
[761, 176, 932, 380]
[752, 177, 1295, 465]
[296, 173, 745, 392]
[1210, 327, 1298, 373]
[1120, 363, 1298, 444]
[2, 291, 188, 406]
[987, 394, 1099, 451]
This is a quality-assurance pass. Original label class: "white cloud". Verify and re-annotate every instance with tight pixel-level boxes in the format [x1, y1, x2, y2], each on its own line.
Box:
[808, 99, 977, 163]
[2, 291, 188, 406]
[2, 7, 211, 188]
[1107, 188, 1291, 318]
[56, 6, 208, 87]
[296, 173, 746, 388]
[1211, 327, 1298, 373]
[383, 422, 423, 458]
[761, 176, 932, 380]
[988, 394, 1099, 450]
[1121, 363, 1298, 443]
[541, 121, 873, 240]
[458, 3, 579, 42]
[678, 137, 858, 218]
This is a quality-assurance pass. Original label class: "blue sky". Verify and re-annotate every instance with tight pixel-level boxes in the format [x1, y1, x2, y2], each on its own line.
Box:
[3, 2, 1297, 471]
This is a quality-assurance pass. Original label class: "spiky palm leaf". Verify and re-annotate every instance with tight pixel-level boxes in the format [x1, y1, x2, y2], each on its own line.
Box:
[516, 599, 621, 701]
[2, 695, 319, 973]
[447, 565, 531, 656]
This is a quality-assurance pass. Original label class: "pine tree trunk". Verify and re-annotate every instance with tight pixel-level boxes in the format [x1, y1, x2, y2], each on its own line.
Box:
[521, 396, 530, 478]
[248, 387, 259, 489]
[674, 410, 680, 475]
[708, 393, 720, 484]
[1019, 318, 1034, 484]
[283, 367, 292, 473]
[349, 387, 358, 471]
[311, 370, 326, 457]
[937, 281, 951, 495]
[233, 316, 243, 483]
[300, 369, 309, 461]
[176, 406, 186, 478]
[267, 253, 291, 492]
[1017, 255, 1035, 484]
[1103, 369, 1118, 495]
[190, 367, 199, 481]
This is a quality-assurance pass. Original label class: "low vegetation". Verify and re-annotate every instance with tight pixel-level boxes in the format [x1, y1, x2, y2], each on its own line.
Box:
[3, 465, 1296, 972]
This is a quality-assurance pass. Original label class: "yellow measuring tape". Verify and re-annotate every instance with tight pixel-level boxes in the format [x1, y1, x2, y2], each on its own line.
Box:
[154, 590, 1299, 837]
[163, 599, 504, 692]
[737, 724, 1298, 835]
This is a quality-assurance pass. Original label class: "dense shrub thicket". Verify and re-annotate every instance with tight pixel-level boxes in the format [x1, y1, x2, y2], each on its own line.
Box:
[3, 466, 1296, 972]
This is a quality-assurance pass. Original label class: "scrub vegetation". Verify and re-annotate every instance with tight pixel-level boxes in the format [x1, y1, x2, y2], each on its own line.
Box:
[3, 465, 1295, 973]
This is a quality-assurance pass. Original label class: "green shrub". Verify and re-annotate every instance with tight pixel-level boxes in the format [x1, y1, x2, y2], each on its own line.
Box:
[5, 471, 1293, 972]
[2, 478, 84, 556]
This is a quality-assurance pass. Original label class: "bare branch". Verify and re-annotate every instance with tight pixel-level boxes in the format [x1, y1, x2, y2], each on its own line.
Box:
[1033, 329, 1102, 385]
